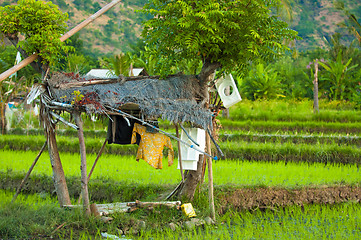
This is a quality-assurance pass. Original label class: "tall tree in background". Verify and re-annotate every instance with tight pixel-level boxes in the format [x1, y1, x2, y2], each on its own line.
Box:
[141, 0, 299, 199]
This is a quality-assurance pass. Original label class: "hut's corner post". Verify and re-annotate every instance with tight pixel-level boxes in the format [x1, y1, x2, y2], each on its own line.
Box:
[206, 132, 215, 220]
[74, 111, 91, 216]
[43, 110, 71, 206]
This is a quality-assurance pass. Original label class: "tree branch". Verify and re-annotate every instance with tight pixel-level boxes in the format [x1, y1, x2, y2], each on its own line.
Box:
[6, 36, 43, 74]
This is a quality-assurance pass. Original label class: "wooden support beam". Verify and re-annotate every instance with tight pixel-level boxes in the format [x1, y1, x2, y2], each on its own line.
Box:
[77, 138, 107, 204]
[74, 111, 91, 216]
[12, 141, 47, 203]
[44, 112, 71, 207]
[0, 0, 122, 83]
[175, 124, 185, 182]
[206, 132, 216, 220]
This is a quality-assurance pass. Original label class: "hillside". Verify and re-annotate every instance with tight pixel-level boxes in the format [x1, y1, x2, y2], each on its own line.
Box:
[290, 0, 361, 51]
[0, 0, 360, 56]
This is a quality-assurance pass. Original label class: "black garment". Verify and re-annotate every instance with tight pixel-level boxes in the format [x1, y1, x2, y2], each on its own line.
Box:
[107, 115, 140, 145]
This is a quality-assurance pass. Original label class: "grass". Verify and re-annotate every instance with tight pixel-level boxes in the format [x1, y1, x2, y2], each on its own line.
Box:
[1, 149, 360, 188]
[220, 140, 361, 164]
[220, 119, 361, 134]
[2, 134, 361, 164]
[220, 132, 361, 146]
[0, 189, 360, 239]
[227, 99, 361, 122]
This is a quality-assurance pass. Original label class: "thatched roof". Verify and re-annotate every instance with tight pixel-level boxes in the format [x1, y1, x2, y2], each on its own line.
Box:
[46, 72, 212, 129]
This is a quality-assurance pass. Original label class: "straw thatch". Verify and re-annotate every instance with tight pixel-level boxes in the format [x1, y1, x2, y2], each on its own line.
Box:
[46, 72, 212, 129]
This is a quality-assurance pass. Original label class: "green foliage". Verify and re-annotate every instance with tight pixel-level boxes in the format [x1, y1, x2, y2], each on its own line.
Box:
[141, 0, 299, 76]
[0, 0, 71, 66]
[241, 63, 284, 100]
[319, 50, 359, 100]
[65, 53, 89, 75]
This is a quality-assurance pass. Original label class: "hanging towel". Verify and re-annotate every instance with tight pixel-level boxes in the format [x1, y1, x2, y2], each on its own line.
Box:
[107, 115, 140, 145]
[131, 123, 174, 169]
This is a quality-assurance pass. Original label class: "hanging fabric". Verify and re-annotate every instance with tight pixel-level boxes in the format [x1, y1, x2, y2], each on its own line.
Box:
[131, 123, 174, 169]
[107, 115, 140, 145]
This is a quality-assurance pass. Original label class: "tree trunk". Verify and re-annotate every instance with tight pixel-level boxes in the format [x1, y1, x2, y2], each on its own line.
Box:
[313, 59, 319, 114]
[43, 107, 71, 206]
[179, 155, 205, 201]
[0, 102, 6, 135]
[180, 60, 220, 200]
[7, 36, 43, 74]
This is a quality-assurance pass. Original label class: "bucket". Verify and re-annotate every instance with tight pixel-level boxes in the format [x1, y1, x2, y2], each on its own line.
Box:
[181, 203, 196, 217]
[178, 128, 205, 170]
[215, 74, 242, 108]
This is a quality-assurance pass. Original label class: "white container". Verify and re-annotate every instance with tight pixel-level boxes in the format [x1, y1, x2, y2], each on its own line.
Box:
[178, 128, 205, 170]
[215, 74, 242, 108]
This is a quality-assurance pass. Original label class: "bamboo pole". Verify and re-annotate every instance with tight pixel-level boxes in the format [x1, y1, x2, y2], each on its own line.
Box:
[206, 131, 216, 220]
[74, 111, 91, 216]
[77, 138, 107, 204]
[0, 0, 122, 83]
[175, 124, 185, 182]
[12, 141, 47, 203]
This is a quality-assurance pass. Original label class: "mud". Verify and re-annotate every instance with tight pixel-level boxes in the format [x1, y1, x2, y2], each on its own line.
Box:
[218, 185, 361, 214]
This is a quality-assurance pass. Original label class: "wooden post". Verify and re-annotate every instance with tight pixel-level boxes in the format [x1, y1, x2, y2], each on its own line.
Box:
[175, 124, 185, 182]
[74, 111, 91, 216]
[77, 138, 107, 204]
[12, 141, 47, 203]
[206, 132, 216, 220]
[313, 59, 319, 114]
[44, 113, 71, 206]
[0, 0, 122, 83]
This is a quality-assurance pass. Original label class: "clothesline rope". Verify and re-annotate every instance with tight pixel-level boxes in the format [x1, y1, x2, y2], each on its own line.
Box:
[108, 107, 218, 161]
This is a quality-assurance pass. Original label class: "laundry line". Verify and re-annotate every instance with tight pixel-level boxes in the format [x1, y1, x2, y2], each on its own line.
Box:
[107, 107, 218, 161]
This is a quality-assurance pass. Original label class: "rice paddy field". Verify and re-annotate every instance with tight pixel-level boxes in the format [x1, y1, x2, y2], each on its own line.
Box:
[1, 99, 361, 239]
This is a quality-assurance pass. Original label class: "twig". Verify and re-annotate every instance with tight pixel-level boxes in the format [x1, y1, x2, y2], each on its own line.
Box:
[50, 222, 67, 235]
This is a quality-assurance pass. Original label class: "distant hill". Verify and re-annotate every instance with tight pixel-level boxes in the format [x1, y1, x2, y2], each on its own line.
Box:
[1, 0, 360, 56]
[290, 0, 361, 51]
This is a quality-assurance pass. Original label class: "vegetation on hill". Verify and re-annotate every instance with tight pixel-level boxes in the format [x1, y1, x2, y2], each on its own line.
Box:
[1, 0, 360, 56]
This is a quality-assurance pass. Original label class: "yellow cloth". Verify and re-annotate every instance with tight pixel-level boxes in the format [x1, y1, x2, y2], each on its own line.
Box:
[131, 123, 174, 169]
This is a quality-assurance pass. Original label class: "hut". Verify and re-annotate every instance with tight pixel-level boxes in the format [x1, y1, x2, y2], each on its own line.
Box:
[25, 71, 215, 216]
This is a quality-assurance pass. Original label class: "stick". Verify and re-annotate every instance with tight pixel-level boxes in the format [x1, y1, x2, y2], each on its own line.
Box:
[50, 111, 79, 130]
[206, 132, 216, 220]
[180, 124, 199, 147]
[0, 0, 122, 83]
[50, 222, 67, 236]
[12, 141, 47, 203]
[175, 124, 185, 182]
[207, 128, 224, 158]
[77, 138, 107, 204]
[74, 111, 91, 216]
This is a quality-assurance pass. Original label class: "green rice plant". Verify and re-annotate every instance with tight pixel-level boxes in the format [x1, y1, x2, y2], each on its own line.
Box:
[220, 140, 361, 164]
[227, 99, 361, 122]
[2, 134, 361, 164]
[220, 119, 361, 134]
[1, 188, 360, 239]
[1, 149, 360, 188]
[220, 131, 361, 146]
[0, 134, 138, 155]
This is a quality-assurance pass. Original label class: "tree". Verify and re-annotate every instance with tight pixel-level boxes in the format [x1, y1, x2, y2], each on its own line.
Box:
[319, 50, 358, 101]
[141, 0, 299, 200]
[241, 62, 284, 100]
[0, 0, 71, 69]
